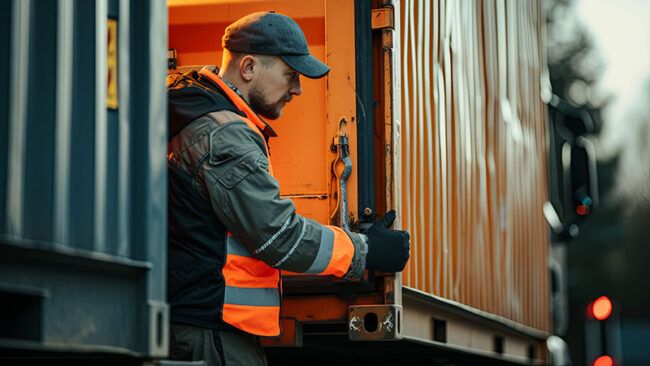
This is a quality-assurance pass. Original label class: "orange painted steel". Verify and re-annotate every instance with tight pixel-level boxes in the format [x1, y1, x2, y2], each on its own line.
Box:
[279, 295, 385, 323]
[168, 0, 358, 226]
[398, 0, 550, 332]
[259, 294, 383, 346]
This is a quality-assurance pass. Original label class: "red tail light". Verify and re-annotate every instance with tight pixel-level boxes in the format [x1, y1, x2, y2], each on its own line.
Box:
[593, 355, 614, 366]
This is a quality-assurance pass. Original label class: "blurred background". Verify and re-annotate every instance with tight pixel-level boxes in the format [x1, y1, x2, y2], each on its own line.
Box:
[546, 0, 650, 364]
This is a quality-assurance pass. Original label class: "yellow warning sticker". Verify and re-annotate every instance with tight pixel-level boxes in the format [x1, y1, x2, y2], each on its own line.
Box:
[107, 18, 118, 110]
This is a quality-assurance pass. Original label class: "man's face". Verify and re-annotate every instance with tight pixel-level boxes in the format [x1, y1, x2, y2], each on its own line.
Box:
[248, 56, 302, 119]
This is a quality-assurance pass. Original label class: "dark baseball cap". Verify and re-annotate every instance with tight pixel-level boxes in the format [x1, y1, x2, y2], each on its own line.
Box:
[222, 11, 330, 79]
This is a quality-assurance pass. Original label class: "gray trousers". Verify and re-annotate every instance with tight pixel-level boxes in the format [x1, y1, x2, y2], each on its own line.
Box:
[169, 323, 268, 366]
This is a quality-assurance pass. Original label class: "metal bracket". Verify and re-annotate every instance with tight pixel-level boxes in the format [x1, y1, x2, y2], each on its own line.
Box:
[148, 300, 169, 357]
[371, 8, 394, 30]
[348, 304, 403, 341]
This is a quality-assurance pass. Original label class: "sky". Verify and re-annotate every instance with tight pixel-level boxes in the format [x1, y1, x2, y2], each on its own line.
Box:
[574, 0, 650, 154]
[575, 0, 650, 203]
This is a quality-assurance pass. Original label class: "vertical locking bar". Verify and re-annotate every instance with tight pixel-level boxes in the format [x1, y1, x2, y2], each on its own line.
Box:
[337, 118, 352, 231]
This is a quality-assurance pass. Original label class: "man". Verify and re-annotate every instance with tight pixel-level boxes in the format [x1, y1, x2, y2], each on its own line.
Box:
[167, 11, 410, 366]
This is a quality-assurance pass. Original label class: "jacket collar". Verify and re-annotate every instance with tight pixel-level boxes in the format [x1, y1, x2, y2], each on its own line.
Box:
[198, 67, 278, 139]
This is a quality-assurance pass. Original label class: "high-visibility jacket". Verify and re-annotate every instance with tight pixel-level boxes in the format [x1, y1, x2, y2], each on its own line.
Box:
[167, 66, 367, 337]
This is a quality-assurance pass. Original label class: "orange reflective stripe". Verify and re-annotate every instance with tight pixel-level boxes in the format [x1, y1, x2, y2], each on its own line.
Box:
[318, 225, 355, 277]
[223, 255, 280, 288]
[222, 303, 280, 337]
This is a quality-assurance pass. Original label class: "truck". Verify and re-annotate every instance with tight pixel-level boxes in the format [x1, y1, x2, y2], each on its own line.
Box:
[1, 0, 567, 365]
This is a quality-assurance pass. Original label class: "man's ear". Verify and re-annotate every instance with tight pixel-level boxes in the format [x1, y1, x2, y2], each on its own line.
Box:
[240, 55, 255, 82]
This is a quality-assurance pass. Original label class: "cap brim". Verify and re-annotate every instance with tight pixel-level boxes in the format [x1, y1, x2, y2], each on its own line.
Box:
[281, 54, 330, 79]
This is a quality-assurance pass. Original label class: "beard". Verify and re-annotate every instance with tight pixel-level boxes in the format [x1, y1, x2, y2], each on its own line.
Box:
[248, 84, 291, 120]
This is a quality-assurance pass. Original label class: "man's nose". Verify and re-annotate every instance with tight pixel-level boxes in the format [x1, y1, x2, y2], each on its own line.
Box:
[289, 77, 302, 96]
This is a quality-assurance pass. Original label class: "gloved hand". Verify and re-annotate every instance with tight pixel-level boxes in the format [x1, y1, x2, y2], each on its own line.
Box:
[363, 210, 410, 272]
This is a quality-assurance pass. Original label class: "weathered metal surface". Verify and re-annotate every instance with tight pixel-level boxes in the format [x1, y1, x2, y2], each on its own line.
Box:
[0, 0, 168, 357]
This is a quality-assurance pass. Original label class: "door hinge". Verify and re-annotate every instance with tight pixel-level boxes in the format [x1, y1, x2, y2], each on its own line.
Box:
[371, 7, 394, 30]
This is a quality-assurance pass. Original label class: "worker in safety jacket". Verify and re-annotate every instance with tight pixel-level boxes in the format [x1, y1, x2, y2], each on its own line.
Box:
[167, 11, 410, 366]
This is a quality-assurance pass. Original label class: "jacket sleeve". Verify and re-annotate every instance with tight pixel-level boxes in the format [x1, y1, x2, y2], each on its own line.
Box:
[199, 121, 367, 280]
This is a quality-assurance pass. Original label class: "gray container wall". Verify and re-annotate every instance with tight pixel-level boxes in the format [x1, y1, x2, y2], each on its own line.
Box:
[0, 0, 168, 358]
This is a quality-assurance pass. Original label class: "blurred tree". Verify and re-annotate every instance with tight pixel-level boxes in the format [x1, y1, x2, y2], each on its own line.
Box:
[546, 0, 607, 120]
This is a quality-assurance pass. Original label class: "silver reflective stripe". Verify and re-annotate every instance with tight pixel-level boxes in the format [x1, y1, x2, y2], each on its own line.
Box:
[254, 215, 291, 255]
[224, 286, 280, 307]
[226, 235, 253, 257]
[304, 226, 334, 274]
[272, 217, 306, 267]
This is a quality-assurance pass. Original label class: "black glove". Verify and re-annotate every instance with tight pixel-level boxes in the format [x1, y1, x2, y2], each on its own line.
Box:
[364, 210, 410, 272]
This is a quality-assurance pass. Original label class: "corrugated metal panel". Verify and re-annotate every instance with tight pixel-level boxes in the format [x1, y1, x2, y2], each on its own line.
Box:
[0, 0, 168, 356]
[399, 0, 550, 332]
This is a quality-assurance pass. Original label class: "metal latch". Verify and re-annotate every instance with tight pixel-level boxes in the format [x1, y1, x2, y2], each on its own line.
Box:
[349, 304, 403, 341]
[371, 7, 394, 30]
[331, 117, 352, 231]
[168, 48, 178, 70]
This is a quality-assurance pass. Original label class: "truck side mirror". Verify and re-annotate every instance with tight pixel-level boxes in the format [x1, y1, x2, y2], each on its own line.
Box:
[562, 136, 598, 221]
[546, 95, 599, 240]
